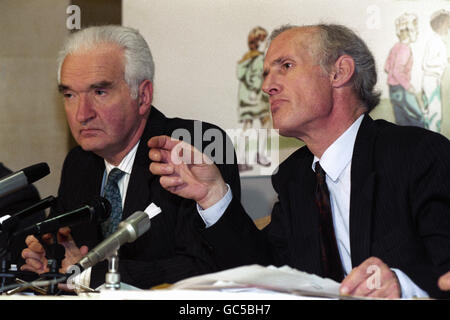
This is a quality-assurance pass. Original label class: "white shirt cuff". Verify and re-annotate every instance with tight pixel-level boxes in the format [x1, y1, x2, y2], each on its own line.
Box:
[69, 267, 92, 293]
[196, 184, 232, 228]
[392, 268, 429, 299]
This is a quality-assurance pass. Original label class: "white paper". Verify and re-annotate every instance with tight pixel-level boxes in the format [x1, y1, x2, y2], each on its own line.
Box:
[144, 202, 162, 219]
[170, 264, 342, 299]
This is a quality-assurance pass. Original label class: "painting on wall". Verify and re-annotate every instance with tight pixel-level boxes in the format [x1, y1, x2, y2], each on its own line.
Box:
[123, 0, 450, 177]
[233, 26, 278, 176]
[384, 9, 449, 133]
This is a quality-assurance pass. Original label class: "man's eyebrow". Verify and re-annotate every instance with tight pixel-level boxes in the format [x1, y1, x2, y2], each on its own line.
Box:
[263, 56, 292, 77]
[89, 81, 114, 90]
[271, 56, 292, 66]
[57, 81, 114, 93]
[58, 84, 69, 93]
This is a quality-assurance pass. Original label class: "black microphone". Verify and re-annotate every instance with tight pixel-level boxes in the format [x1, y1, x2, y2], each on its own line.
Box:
[13, 197, 111, 238]
[0, 163, 50, 198]
[0, 195, 56, 234]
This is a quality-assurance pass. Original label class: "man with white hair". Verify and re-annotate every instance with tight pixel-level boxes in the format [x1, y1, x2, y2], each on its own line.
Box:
[20, 25, 240, 291]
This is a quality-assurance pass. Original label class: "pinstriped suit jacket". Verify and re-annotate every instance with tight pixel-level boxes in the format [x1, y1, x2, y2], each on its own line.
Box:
[202, 115, 450, 298]
[53, 106, 241, 289]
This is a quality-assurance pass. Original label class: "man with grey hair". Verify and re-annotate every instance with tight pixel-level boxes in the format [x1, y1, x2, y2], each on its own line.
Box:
[20, 25, 240, 291]
[148, 24, 450, 299]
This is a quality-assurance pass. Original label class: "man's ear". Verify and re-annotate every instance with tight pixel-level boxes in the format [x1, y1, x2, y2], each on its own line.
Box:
[330, 55, 355, 88]
[137, 80, 153, 115]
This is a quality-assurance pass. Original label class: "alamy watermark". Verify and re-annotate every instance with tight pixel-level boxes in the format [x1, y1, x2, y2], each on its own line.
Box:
[66, 5, 81, 30]
[366, 264, 381, 290]
[170, 121, 280, 175]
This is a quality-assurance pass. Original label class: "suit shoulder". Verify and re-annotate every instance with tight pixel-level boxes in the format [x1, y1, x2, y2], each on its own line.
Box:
[373, 119, 450, 151]
[62, 146, 101, 172]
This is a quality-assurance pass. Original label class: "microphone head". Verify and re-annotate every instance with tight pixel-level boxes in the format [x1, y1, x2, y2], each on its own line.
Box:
[90, 196, 111, 223]
[22, 163, 50, 184]
[119, 211, 151, 242]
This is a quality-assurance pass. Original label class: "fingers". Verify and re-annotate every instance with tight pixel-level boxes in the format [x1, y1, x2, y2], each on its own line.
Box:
[149, 162, 174, 176]
[21, 256, 47, 273]
[438, 271, 450, 291]
[21, 235, 48, 274]
[57, 227, 74, 244]
[148, 135, 181, 165]
[57, 229, 91, 273]
[58, 227, 72, 237]
[21, 247, 48, 274]
[340, 257, 400, 299]
[24, 235, 45, 253]
[148, 136, 213, 167]
[159, 176, 185, 189]
[340, 263, 371, 296]
[149, 148, 173, 164]
[147, 135, 181, 151]
[80, 245, 89, 257]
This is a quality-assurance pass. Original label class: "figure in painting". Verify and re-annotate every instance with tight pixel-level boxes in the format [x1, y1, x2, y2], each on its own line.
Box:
[385, 13, 425, 128]
[236, 26, 271, 172]
[422, 9, 450, 133]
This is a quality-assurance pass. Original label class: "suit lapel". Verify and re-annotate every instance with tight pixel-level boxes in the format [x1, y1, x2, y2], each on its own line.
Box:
[122, 147, 152, 218]
[77, 152, 104, 206]
[122, 106, 166, 218]
[349, 115, 377, 267]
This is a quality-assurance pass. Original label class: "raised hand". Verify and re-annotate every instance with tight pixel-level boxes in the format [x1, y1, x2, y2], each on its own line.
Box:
[148, 135, 228, 209]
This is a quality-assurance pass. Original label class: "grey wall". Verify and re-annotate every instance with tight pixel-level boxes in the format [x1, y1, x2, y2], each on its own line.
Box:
[0, 0, 71, 199]
[240, 176, 277, 220]
[0, 0, 122, 200]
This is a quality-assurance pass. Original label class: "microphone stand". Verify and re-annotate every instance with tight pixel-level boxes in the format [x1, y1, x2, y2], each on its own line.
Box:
[0, 250, 14, 292]
[0, 229, 48, 295]
[104, 252, 121, 290]
[0, 230, 24, 293]
[37, 231, 66, 295]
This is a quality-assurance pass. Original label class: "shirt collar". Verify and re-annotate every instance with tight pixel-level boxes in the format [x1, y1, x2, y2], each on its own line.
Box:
[104, 141, 140, 176]
[312, 114, 364, 182]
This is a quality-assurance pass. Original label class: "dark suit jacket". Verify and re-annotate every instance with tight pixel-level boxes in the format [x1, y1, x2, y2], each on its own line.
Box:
[202, 115, 450, 298]
[0, 163, 44, 266]
[53, 106, 241, 289]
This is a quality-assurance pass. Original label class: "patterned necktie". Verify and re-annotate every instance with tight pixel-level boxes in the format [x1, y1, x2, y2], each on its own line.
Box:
[314, 162, 344, 282]
[101, 168, 125, 237]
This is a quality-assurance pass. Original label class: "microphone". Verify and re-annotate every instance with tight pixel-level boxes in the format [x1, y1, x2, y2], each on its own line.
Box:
[75, 207, 159, 271]
[0, 162, 50, 198]
[13, 197, 111, 238]
[0, 195, 56, 234]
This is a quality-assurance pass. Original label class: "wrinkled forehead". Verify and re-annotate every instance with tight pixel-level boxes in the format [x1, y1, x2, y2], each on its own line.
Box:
[264, 27, 321, 65]
[60, 44, 127, 89]
[63, 43, 125, 69]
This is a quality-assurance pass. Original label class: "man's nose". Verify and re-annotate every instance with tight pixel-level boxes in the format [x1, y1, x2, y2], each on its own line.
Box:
[262, 73, 281, 96]
[76, 94, 95, 124]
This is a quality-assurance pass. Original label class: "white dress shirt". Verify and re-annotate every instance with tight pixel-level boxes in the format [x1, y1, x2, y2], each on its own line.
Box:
[102, 141, 140, 207]
[200, 114, 428, 298]
[71, 142, 140, 292]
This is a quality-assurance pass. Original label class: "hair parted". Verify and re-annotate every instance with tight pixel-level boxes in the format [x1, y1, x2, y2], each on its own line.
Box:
[56, 25, 155, 99]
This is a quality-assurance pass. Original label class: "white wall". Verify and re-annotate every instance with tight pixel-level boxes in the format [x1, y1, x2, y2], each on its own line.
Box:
[123, 0, 450, 130]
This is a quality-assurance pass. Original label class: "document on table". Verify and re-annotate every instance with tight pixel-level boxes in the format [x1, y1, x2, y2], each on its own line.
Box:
[170, 264, 343, 299]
